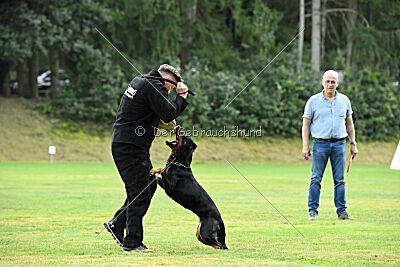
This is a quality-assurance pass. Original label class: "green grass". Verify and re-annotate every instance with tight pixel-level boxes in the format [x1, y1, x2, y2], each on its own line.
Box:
[1, 162, 399, 266]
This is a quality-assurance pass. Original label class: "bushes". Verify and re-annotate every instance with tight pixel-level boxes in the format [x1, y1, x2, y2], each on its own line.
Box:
[37, 51, 399, 141]
[341, 68, 400, 141]
[178, 53, 322, 137]
[178, 54, 399, 140]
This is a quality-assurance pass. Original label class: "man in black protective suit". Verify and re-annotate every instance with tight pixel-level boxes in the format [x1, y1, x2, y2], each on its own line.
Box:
[104, 64, 190, 252]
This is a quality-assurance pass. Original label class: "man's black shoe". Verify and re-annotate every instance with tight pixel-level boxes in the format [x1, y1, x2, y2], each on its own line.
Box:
[104, 220, 124, 246]
[122, 245, 153, 253]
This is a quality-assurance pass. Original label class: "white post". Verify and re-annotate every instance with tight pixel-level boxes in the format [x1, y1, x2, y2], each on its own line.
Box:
[48, 146, 56, 164]
[390, 140, 400, 170]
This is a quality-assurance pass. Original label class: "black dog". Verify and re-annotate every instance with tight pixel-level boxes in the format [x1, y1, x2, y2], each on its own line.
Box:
[151, 126, 228, 249]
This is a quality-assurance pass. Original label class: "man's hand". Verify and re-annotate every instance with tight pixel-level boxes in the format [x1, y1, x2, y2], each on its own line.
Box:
[176, 82, 188, 99]
[302, 146, 311, 160]
[150, 168, 163, 176]
[350, 144, 358, 158]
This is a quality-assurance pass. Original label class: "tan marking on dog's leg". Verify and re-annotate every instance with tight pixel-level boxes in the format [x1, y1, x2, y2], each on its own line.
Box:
[196, 222, 208, 246]
[196, 223, 203, 242]
[196, 222, 221, 249]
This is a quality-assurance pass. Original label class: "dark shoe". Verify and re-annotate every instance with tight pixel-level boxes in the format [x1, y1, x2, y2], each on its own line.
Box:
[122, 245, 153, 253]
[338, 212, 353, 220]
[308, 213, 318, 221]
[104, 220, 124, 246]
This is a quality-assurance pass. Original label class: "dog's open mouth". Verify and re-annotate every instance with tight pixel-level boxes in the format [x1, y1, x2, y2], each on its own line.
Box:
[165, 126, 182, 149]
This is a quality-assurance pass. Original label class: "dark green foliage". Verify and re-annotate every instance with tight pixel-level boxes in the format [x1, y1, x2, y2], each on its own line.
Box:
[37, 51, 399, 140]
[178, 52, 320, 137]
[101, 0, 280, 71]
[178, 52, 399, 140]
[2, 0, 399, 140]
[341, 69, 400, 141]
[0, 1, 49, 61]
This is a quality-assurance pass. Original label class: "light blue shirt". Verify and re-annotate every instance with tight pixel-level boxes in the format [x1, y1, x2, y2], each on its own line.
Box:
[303, 90, 353, 139]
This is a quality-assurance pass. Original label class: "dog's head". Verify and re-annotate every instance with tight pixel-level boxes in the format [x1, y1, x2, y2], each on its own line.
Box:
[166, 126, 197, 156]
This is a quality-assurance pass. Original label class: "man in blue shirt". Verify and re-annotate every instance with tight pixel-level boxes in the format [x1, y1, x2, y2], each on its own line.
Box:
[302, 70, 358, 221]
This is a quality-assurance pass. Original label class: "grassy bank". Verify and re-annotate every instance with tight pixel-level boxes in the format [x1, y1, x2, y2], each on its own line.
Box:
[0, 162, 399, 265]
[0, 97, 398, 165]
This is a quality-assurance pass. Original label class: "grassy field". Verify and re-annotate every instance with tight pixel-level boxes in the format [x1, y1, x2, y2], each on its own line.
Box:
[0, 162, 399, 266]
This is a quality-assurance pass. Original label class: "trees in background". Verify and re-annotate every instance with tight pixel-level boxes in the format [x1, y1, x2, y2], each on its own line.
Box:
[0, 0, 108, 98]
[1, 0, 398, 93]
[346, 0, 358, 68]
[311, 0, 321, 71]
[298, 0, 305, 70]
[0, 1, 48, 98]
[303, 0, 399, 75]
[0, 0, 398, 140]
[100, 0, 280, 71]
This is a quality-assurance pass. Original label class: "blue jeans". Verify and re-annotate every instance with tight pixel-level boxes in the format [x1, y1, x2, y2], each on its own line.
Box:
[308, 139, 347, 216]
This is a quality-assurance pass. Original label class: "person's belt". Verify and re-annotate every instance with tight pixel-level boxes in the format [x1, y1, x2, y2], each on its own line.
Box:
[315, 138, 345, 142]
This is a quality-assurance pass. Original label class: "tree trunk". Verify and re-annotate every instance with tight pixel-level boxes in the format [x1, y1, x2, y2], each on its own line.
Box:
[311, 0, 321, 72]
[367, 3, 374, 71]
[17, 60, 30, 98]
[0, 60, 11, 97]
[320, 0, 327, 62]
[180, 0, 197, 67]
[28, 49, 39, 98]
[49, 46, 59, 99]
[346, 0, 357, 68]
[298, 0, 305, 71]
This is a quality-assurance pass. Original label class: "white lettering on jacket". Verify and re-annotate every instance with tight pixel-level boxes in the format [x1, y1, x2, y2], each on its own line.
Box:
[124, 85, 137, 99]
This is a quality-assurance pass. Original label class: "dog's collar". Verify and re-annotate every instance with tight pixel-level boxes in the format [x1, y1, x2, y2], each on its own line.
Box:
[167, 154, 191, 169]
[170, 161, 190, 169]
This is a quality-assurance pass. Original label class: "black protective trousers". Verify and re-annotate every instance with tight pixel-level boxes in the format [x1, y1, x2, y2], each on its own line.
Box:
[111, 142, 157, 248]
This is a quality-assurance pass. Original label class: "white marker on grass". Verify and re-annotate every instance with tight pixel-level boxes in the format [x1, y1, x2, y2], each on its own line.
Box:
[48, 146, 56, 163]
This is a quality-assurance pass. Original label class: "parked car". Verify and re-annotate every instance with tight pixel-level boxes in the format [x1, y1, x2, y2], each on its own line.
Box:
[10, 69, 70, 97]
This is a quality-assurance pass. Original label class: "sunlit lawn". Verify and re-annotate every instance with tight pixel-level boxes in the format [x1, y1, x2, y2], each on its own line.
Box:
[0, 162, 399, 265]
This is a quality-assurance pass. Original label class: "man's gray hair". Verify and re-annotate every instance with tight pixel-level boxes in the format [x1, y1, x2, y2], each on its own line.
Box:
[158, 64, 183, 82]
[322, 70, 339, 81]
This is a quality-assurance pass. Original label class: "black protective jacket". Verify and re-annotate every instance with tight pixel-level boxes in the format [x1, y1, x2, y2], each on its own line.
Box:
[112, 69, 188, 152]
